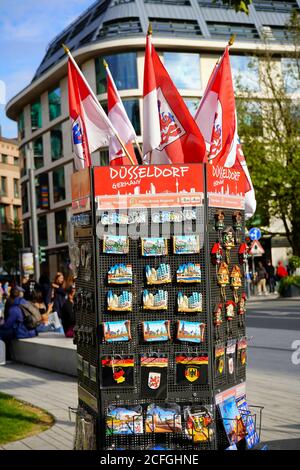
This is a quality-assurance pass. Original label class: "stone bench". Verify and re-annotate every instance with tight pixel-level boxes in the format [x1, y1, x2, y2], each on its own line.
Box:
[11, 333, 77, 377]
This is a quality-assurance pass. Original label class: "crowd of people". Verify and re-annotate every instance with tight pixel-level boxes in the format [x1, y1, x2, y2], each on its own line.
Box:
[0, 272, 76, 359]
[253, 260, 289, 295]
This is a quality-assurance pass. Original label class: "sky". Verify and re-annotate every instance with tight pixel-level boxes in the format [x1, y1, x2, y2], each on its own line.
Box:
[0, 0, 94, 138]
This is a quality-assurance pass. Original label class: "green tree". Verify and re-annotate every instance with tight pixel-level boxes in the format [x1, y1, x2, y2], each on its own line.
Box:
[2, 218, 23, 276]
[220, 0, 252, 14]
[236, 11, 300, 255]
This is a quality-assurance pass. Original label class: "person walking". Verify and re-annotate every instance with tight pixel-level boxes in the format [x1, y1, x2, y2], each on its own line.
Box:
[266, 260, 276, 294]
[256, 262, 268, 295]
[52, 272, 66, 319]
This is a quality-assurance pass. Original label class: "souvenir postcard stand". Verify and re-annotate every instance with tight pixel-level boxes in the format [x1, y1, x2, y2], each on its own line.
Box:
[71, 164, 251, 450]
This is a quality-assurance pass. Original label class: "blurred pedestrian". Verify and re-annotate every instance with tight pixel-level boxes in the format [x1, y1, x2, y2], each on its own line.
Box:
[22, 274, 38, 301]
[39, 272, 52, 308]
[256, 262, 268, 295]
[32, 291, 63, 334]
[52, 272, 66, 318]
[276, 261, 288, 281]
[61, 285, 76, 338]
[266, 260, 276, 293]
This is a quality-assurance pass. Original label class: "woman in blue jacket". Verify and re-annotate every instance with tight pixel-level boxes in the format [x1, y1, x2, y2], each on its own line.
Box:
[0, 287, 37, 342]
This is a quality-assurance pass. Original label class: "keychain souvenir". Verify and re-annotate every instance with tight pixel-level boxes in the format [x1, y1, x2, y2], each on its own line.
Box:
[237, 337, 247, 369]
[184, 405, 214, 443]
[213, 303, 223, 340]
[215, 210, 225, 237]
[222, 226, 235, 264]
[217, 262, 229, 301]
[215, 344, 225, 378]
[140, 354, 168, 399]
[230, 265, 242, 303]
[101, 355, 134, 388]
[226, 339, 236, 381]
[225, 300, 235, 336]
[176, 353, 208, 385]
[211, 243, 223, 267]
[232, 211, 243, 243]
[237, 292, 247, 328]
[238, 243, 249, 266]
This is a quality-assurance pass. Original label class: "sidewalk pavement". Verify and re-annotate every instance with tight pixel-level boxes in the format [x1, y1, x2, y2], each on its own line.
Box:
[0, 363, 77, 450]
[248, 293, 280, 302]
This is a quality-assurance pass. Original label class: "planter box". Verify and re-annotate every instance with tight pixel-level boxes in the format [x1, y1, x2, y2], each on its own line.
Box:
[281, 284, 300, 297]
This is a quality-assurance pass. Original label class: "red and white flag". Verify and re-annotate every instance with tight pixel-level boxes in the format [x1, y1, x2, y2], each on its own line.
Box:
[67, 50, 114, 170]
[236, 141, 257, 219]
[106, 63, 137, 166]
[143, 32, 206, 164]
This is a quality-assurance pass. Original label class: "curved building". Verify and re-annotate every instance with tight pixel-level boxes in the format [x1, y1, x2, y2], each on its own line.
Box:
[6, 0, 299, 276]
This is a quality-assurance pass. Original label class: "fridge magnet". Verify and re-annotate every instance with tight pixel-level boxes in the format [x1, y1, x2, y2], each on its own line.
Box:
[141, 237, 168, 257]
[103, 235, 129, 255]
[107, 290, 132, 312]
[237, 337, 247, 368]
[177, 292, 202, 313]
[237, 293, 247, 328]
[145, 264, 171, 285]
[215, 344, 225, 378]
[184, 405, 214, 443]
[233, 211, 243, 243]
[152, 209, 197, 223]
[226, 340, 236, 379]
[211, 243, 223, 266]
[230, 265, 242, 303]
[175, 353, 208, 385]
[238, 243, 249, 266]
[176, 263, 201, 283]
[236, 395, 260, 449]
[103, 320, 131, 343]
[145, 403, 182, 433]
[213, 303, 223, 340]
[217, 262, 229, 301]
[142, 320, 171, 342]
[222, 226, 235, 264]
[106, 405, 143, 435]
[101, 355, 134, 388]
[225, 300, 236, 336]
[108, 264, 133, 285]
[215, 210, 225, 233]
[140, 354, 168, 399]
[100, 211, 147, 225]
[177, 320, 206, 344]
[173, 235, 200, 255]
[218, 396, 246, 446]
[143, 290, 168, 310]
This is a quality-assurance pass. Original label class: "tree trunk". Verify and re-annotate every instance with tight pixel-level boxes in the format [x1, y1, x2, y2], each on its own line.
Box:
[292, 218, 300, 256]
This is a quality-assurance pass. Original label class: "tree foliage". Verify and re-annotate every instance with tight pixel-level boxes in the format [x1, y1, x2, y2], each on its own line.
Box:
[236, 11, 300, 255]
[2, 218, 23, 275]
[220, 0, 252, 14]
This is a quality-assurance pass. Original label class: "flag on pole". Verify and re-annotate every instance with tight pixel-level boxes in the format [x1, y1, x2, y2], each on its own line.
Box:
[105, 62, 137, 166]
[236, 140, 256, 219]
[143, 30, 206, 164]
[66, 48, 115, 170]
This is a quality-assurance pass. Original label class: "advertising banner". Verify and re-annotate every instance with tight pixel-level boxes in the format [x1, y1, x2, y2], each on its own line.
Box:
[94, 164, 204, 210]
[22, 252, 34, 276]
[207, 161, 246, 209]
[71, 167, 91, 214]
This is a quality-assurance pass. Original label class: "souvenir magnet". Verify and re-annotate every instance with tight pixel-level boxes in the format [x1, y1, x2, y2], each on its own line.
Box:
[177, 292, 202, 313]
[184, 405, 214, 443]
[108, 264, 133, 285]
[145, 264, 171, 285]
[143, 290, 168, 310]
[177, 320, 206, 344]
[173, 235, 200, 255]
[142, 320, 171, 342]
[103, 320, 131, 343]
[103, 235, 129, 255]
[107, 290, 132, 312]
[141, 238, 168, 257]
[177, 263, 201, 283]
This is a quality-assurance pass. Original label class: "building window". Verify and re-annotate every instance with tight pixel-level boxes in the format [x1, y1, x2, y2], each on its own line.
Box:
[23, 219, 30, 248]
[38, 215, 48, 247]
[0, 204, 6, 225]
[145, 0, 190, 3]
[97, 17, 142, 40]
[100, 149, 109, 166]
[51, 125, 63, 161]
[253, 0, 299, 13]
[150, 18, 202, 36]
[281, 58, 300, 94]
[207, 22, 259, 40]
[14, 157, 19, 166]
[35, 174, 49, 210]
[164, 53, 201, 90]
[237, 100, 263, 137]
[96, 52, 138, 94]
[13, 206, 19, 221]
[22, 183, 29, 213]
[33, 137, 44, 169]
[52, 166, 66, 203]
[1, 154, 8, 164]
[198, 0, 232, 7]
[14, 178, 20, 198]
[19, 146, 27, 177]
[48, 86, 61, 121]
[184, 98, 200, 117]
[123, 99, 141, 135]
[18, 111, 25, 139]
[0, 176, 7, 196]
[55, 210, 67, 244]
[31, 99, 42, 131]
[230, 55, 260, 92]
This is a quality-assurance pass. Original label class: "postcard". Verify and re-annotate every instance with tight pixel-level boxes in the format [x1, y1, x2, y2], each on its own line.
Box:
[184, 405, 214, 443]
[141, 238, 168, 257]
[143, 290, 168, 310]
[177, 263, 201, 283]
[142, 320, 171, 342]
[103, 235, 129, 254]
[145, 403, 182, 433]
[177, 292, 202, 313]
[218, 396, 246, 446]
[103, 320, 131, 343]
[108, 264, 133, 285]
[106, 405, 143, 435]
[177, 320, 205, 343]
[236, 395, 259, 449]
[173, 235, 200, 255]
[107, 290, 132, 312]
[145, 264, 171, 285]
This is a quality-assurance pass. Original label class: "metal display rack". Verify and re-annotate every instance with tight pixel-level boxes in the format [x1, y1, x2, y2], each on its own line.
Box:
[71, 164, 258, 450]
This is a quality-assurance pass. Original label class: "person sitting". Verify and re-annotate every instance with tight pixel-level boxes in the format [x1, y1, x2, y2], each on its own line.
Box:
[32, 291, 64, 334]
[52, 272, 66, 318]
[61, 285, 76, 338]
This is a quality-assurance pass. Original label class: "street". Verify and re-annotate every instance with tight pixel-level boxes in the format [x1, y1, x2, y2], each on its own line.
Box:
[246, 297, 300, 450]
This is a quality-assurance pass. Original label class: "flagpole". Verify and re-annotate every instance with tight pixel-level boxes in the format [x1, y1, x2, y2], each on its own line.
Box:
[62, 44, 135, 165]
[134, 139, 144, 164]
